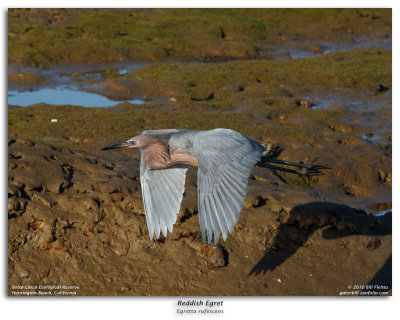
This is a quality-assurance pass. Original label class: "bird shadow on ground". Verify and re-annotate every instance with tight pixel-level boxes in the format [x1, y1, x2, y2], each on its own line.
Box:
[248, 201, 392, 289]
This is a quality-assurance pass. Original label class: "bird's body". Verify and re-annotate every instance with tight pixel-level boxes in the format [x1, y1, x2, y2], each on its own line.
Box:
[103, 128, 265, 244]
[141, 130, 199, 169]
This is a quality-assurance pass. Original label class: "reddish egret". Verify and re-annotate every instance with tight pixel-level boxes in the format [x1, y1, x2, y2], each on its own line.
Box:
[102, 129, 327, 244]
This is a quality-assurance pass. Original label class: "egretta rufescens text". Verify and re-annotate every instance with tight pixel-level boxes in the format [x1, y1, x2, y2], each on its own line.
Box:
[102, 128, 327, 244]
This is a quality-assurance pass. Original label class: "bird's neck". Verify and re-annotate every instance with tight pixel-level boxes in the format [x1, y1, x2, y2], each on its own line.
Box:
[143, 137, 198, 169]
[143, 138, 171, 170]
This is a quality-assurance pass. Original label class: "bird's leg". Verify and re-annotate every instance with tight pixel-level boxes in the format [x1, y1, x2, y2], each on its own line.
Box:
[257, 156, 330, 176]
[257, 162, 308, 175]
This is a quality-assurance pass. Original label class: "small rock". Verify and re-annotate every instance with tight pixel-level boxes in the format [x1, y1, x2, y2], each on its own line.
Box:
[252, 195, 267, 208]
[307, 44, 322, 54]
[363, 237, 382, 250]
[197, 244, 228, 268]
[261, 142, 282, 157]
[67, 136, 89, 143]
[328, 121, 353, 133]
[120, 285, 131, 293]
[296, 99, 314, 108]
[377, 171, 391, 183]
[234, 222, 244, 231]
[29, 220, 44, 230]
[376, 84, 389, 92]
[8, 197, 28, 218]
[250, 175, 266, 182]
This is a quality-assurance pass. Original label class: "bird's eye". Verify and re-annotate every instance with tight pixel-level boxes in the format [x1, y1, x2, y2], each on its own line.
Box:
[133, 140, 139, 145]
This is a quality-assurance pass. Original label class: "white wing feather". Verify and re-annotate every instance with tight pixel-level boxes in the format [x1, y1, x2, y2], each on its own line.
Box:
[193, 129, 265, 244]
[139, 129, 189, 239]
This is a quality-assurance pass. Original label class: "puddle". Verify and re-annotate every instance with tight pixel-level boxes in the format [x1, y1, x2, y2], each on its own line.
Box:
[368, 209, 391, 217]
[8, 63, 149, 108]
[268, 36, 392, 61]
[297, 90, 391, 155]
[346, 198, 393, 217]
[340, 197, 392, 218]
[301, 92, 391, 111]
[364, 202, 392, 217]
[81, 72, 103, 80]
[8, 87, 145, 108]
[8, 62, 147, 88]
[73, 64, 146, 81]
[118, 69, 130, 75]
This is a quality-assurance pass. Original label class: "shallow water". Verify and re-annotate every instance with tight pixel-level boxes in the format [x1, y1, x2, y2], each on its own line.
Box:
[8, 87, 145, 108]
[8, 62, 148, 108]
[369, 209, 392, 217]
[302, 91, 391, 111]
[272, 36, 392, 61]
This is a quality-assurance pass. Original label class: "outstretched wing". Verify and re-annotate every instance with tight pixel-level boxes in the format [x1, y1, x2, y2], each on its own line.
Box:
[140, 129, 189, 239]
[193, 129, 265, 244]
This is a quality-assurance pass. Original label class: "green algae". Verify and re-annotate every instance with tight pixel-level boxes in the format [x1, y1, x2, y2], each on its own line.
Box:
[8, 45, 391, 153]
[127, 48, 391, 93]
[8, 104, 255, 151]
[8, 8, 392, 157]
[8, 8, 391, 67]
[110, 47, 391, 125]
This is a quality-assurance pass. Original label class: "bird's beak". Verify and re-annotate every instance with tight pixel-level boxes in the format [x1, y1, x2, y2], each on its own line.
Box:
[101, 141, 132, 150]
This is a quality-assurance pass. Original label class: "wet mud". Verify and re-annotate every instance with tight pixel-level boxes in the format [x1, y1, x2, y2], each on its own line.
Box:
[8, 8, 391, 296]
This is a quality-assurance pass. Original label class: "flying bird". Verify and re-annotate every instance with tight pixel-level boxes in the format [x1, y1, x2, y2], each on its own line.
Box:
[102, 128, 327, 244]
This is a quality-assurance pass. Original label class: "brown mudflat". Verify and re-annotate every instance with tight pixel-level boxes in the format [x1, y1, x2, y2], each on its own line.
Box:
[8, 135, 391, 296]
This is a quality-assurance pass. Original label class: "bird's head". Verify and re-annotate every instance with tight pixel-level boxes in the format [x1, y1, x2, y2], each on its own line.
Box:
[101, 134, 154, 151]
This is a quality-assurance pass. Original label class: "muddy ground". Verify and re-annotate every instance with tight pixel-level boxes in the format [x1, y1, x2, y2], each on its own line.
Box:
[8, 8, 392, 296]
